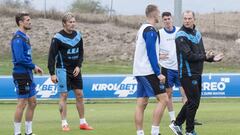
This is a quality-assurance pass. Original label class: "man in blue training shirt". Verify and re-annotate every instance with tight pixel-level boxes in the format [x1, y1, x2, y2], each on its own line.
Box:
[48, 12, 93, 131]
[11, 12, 43, 135]
[133, 4, 169, 135]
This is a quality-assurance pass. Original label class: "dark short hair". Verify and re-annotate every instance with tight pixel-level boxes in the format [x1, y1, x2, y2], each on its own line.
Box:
[145, 4, 158, 17]
[15, 12, 30, 26]
[161, 12, 172, 18]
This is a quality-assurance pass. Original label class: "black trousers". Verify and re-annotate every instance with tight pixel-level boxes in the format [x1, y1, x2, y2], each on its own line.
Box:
[175, 75, 202, 132]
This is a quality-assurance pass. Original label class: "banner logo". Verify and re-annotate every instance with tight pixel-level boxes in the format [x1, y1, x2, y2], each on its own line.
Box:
[36, 78, 58, 98]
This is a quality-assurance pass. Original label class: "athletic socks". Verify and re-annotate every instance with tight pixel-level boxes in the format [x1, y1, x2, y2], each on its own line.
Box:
[14, 122, 21, 135]
[137, 130, 144, 135]
[80, 118, 87, 124]
[151, 125, 160, 135]
[169, 111, 176, 122]
[62, 119, 68, 126]
[25, 121, 32, 134]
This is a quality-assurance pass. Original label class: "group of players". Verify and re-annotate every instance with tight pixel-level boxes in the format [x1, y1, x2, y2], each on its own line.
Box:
[10, 4, 223, 135]
[133, 4, 223, 135]
[11, 12, 93, 135]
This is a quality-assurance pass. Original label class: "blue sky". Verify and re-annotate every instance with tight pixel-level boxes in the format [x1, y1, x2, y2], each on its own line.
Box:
[30, 0, 240, 15]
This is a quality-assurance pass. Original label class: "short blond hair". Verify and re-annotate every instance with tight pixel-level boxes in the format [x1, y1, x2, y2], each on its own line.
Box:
[145, 4, 158, 17]
[62, 12, 75, 24]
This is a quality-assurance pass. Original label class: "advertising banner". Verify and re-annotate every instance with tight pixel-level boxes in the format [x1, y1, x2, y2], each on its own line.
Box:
[0, 74, 239, 99]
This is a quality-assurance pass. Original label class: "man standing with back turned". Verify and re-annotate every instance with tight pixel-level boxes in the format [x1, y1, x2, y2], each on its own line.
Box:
[133, 4, 169, 135]
[11, 12, 43, 135]
[169, 10, 223, 135]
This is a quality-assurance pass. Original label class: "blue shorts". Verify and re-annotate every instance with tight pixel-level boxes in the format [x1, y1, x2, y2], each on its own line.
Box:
[13, 73, 36, 99]
[161, 67, 181, 88]
[135, 74, 165, 98]
[56, 68, 83, 93]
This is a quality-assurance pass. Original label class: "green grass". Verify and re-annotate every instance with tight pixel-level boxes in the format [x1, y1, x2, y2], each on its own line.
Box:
[1, 56, 240, 75]
[0, 98, 240, 135]
[0, 56, 133, 75]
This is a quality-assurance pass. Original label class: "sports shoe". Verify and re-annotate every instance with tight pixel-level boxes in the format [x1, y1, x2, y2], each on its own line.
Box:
[25, 133, 36, 135]
[194, 119, 202, 125]
[62, 125, 70, 131]
[169, 122, 183, 135]
[80, 123, 94, 130]
[185, 130, 197, 135]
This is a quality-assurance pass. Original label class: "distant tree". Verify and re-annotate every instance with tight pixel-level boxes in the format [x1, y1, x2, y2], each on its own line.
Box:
[70, 0, 108, 14]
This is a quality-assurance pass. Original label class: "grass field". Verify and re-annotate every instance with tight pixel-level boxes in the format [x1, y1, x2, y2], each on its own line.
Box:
[1, 57, 240, 75]
[1, 98, 240, 135]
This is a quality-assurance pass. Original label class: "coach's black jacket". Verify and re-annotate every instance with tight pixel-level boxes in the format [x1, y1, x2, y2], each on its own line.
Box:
[175, 25, 213, 78]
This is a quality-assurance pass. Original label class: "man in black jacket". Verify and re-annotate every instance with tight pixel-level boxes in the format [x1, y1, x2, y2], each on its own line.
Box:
[169, 10, 223, 135]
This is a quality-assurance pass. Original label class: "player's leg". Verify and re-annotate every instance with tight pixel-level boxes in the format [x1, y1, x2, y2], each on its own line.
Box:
[135, 97, 149, 135]
[74, 89, 94, 130]
[179, 87, 187, 104]
[24, 82, 37, 135]
[166, 87, 175, 122]
[161, 67, 175, 122]
[135, 76, 149, 135]
[72, 71, 93, 130]
[152, 93, 168, 135]
[181, 76, 201, 133]
[59, 92, 69, 131]
[25, 95, 37, 135]
[13, 74, 33, 135]
[144, 74, 168, 135]
[14, 98, 27, 135]
[56, 68, 70, 131]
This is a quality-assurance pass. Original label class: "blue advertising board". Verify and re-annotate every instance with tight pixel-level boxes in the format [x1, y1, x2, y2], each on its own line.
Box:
[0, 74, 240, 99]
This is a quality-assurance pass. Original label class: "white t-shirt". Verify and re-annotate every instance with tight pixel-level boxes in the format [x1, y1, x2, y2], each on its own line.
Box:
[159, 26, 180, 70]
[133, 23, 160, 76]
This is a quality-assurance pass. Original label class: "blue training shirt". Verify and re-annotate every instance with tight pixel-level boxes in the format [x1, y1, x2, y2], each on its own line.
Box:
[11, 30, 35, 73]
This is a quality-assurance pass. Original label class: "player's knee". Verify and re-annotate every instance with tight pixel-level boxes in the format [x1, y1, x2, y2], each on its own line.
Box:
[137, 101, 148, 109]
[157, 93, 169, 105]
[60, 93, 68, 100]
[28, 101, 37, 109]
[166, 89, 173, 97]
[75, 92, 84, 99]
[17, 102, 27, 110]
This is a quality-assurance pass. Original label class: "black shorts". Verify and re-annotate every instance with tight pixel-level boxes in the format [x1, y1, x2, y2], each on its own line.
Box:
[66, 69, 83, 90]
[56, 68, 83, 92]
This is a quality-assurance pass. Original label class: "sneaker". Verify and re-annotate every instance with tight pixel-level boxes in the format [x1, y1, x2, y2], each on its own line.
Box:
[80, 123, 94, 130]
[185, 130, 197, 135]
[62, 125, 70, 131]
[194, 119, 202, 125]
[171, 120, 175, 124]
[169, 122, 183, 135]
[25, 133, 36, 135]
